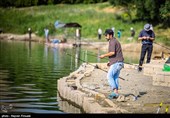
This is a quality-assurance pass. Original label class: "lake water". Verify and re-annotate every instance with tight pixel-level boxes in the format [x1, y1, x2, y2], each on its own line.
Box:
[0, 40, 139, 114]
[0, 40, 79, 114]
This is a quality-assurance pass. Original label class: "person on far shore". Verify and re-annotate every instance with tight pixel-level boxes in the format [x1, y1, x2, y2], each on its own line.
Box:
[98, 28, 102, 40]
[130, 27, 135, 38]
[138, 23, 155, 72]
[111, 27, 115, 37]
[44, 27, 50, 43]
[99, 29, 124, 99]
[117, 29, 121, 40]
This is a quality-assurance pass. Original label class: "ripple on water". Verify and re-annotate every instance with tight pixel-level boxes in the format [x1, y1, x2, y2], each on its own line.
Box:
[33, 102, 58, 105]
[20, 91, 47, 94]
[25, 95, 44, 98]
[0, 92, 22, 96]
[21, 84, 36, 86]
[11, 103, 59, 109]
[0, 98, 40, 103]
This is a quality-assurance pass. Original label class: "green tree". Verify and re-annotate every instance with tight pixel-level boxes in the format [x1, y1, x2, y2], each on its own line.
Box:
[47, 0, 54, 5]
[109, 0, 134, 21]
[160, 0, 170, 27]
[32, 0, 38, 6]
[109, 0, 170, 26]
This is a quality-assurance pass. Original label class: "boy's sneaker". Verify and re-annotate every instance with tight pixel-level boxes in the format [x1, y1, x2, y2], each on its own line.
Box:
[108, 92, 119, 99]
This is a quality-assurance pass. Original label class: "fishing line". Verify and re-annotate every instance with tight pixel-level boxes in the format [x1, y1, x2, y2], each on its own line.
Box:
[153, 42, 170, 51]
[80, 50, 134, 66]
[63, 49, 125, 81]
[64, 49, 145, 101]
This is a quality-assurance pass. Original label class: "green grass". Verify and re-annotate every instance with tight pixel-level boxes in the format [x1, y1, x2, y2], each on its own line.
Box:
[0, 2, 169, 46]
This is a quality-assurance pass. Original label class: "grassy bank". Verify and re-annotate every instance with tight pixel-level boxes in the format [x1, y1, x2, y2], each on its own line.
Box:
[0, 2, 169, 46]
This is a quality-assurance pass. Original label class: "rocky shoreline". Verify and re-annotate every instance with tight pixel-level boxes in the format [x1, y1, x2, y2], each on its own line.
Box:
[57, 61, 170, 113]
[1, 33, 170, 54]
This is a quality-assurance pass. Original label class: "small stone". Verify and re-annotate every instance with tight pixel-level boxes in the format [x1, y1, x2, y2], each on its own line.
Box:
[82, 83, 88, 88]
[116, 95, 126, 102]
[89, 85, 96, 90]
[84, 72, 91, 77]
[88, 93, 93, 97]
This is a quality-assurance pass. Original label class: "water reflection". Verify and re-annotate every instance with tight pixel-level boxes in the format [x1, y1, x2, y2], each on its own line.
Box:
[28, 40, 32, 57]
[0, 41, 76, 114]
[44, 45, 49, 61]
[0, 40, 141, 114]
[52, 47, 58, 66]
[75, 46, 81, 69]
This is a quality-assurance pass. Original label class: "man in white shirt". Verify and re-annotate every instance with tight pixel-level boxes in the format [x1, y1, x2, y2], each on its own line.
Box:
[98, 28, 102, 40]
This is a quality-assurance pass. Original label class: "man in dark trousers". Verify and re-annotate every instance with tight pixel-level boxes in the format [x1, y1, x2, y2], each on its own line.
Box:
[138, 23, 155, 72]
[99, 29, 124, 99]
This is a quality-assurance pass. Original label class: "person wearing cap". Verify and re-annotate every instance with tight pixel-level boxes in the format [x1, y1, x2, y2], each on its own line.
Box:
[138, 23, 155, 72]
[117, 29, 121, 40]
[99, 29, 124, 99]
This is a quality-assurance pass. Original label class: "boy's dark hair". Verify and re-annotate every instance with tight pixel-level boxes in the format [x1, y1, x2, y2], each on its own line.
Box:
[104, 29, 113, 36]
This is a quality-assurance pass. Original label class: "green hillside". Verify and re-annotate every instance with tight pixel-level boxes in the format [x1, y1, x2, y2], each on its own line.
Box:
[0, 2, 169, 45]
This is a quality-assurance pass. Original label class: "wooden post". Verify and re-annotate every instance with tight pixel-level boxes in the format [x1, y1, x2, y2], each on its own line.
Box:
[75, 28, 81, 47]
[28, 28, 32, 40]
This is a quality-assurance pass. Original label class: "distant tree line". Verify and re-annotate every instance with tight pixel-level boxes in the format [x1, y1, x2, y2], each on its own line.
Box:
[109, 0, 170, 27]
[0, 0, 107, 7]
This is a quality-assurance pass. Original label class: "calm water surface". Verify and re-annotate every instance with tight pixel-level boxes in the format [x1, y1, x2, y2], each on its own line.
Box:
[0, 40, 83, 114]
[0, 40, 139, 114]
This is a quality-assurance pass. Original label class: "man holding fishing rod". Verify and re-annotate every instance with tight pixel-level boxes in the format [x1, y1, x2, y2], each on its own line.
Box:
[99, 29, 124, 99]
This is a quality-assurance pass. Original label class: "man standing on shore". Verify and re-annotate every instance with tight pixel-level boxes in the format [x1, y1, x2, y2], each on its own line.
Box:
[99, 29, 124, 99]
[138, 23, 155, 72]
[98, 28, 102, 40]
[44, 27, 49, 43]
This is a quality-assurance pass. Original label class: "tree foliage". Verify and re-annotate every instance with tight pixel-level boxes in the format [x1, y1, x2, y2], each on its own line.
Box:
[109, 0, 170, 27]
[159, 0, 170, 26]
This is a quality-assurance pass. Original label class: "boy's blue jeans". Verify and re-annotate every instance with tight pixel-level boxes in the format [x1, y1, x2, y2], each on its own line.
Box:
[107, 62, 124, 90]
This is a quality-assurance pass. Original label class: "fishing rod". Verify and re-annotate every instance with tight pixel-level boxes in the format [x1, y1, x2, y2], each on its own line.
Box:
[153, 42, 170, 51]
[63, 49, 125, 81]
[80, 50, 134, 66]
